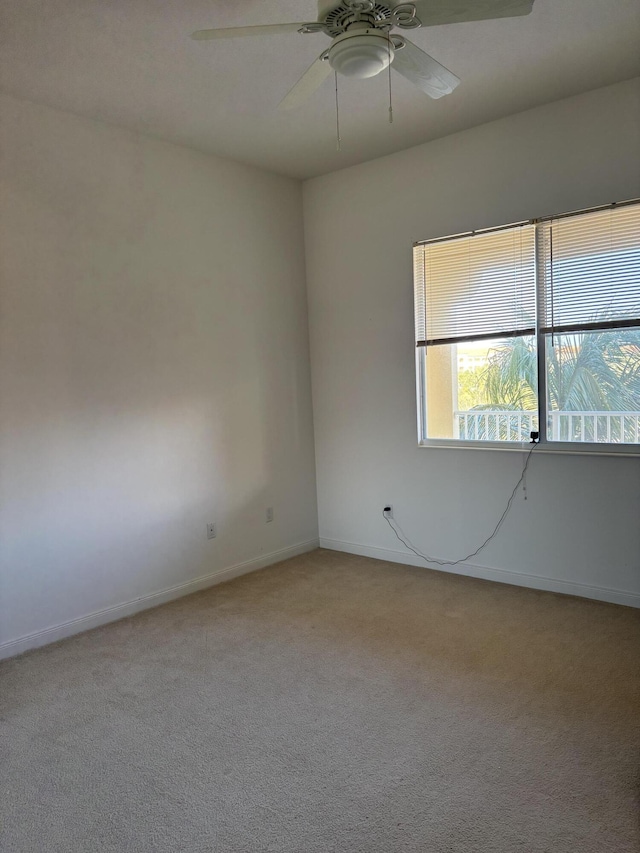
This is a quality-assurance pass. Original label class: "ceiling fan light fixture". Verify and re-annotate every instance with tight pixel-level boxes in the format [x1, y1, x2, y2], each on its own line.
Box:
[328, 31, 394, 79]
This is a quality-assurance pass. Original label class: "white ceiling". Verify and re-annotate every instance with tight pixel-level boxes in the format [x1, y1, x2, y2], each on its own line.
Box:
[1, 1, 639, 179]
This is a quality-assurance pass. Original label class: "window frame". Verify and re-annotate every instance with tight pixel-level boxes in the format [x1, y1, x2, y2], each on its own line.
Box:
[414, 199, 640, 457]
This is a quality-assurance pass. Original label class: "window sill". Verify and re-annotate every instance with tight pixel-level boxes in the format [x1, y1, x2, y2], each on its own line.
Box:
[418, 439, 640, 457]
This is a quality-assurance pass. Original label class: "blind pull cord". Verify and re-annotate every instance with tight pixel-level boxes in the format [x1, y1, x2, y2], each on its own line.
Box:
[335, 71, 341, 152]
[387, 38, 393, 124]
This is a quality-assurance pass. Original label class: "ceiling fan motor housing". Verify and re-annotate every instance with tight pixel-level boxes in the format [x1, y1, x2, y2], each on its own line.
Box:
[328, 29, 395, 78]
[318, 0, 393, 33]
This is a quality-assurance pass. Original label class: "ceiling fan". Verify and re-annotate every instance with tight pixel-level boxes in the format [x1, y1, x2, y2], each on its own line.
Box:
[191, 1, 535, 109]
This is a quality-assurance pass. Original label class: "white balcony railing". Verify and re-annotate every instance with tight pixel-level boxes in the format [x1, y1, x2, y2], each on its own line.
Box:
[455, 410, 537, 441]
[549, 411, 640, 443]
[455, 410, 640, 443]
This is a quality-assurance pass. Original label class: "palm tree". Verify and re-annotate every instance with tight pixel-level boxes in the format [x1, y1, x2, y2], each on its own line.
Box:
[483, 335, 537, 410]
[476, 327, 640, 441]
[483, 328, 640, 412]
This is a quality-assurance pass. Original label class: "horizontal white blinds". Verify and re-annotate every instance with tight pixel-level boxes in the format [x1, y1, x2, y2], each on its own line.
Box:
[414, 224, 536, 347]
[540, 204, 640, 335]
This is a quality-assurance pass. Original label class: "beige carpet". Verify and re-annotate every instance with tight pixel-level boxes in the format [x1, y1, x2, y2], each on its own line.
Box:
[1, 549, 639, 852]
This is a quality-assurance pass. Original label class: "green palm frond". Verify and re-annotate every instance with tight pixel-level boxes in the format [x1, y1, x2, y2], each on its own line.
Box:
[484, 336, 537, 409]
[483, 326, 640, 412]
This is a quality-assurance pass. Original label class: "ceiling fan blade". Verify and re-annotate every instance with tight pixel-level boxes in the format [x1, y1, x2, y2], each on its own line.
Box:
[392, 39, 460, 99]
[191, 23, 310, 40]
[278, 57, 332, 111]
[410, 0, 534, 27]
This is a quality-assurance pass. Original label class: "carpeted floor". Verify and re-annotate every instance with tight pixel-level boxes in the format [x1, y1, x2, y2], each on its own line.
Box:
[1, 549, 639, 852]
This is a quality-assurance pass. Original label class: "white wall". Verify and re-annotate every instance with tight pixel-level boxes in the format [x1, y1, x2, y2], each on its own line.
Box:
[0, 95, 318, 657]
[304, 78, 640, 607]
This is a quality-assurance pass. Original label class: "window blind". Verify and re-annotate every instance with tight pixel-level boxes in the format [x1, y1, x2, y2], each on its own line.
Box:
[540, 203, 640, 335]
[414, 224, 536, 347]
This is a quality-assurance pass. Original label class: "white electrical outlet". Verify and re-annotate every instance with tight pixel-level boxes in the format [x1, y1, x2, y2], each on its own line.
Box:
[206, 523, 216, 539]
[266, 507, 274, 523]
[383, 505, 393, 519]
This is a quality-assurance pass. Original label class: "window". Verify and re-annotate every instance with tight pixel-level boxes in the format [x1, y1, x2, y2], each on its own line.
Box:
[413, 200, 640, 450]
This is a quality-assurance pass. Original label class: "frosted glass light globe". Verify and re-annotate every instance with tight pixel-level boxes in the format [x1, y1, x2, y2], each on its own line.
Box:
[328, 32, 394, 79]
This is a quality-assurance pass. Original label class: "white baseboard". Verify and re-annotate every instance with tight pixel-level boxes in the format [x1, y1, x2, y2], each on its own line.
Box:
[319, 537, 640, 609]
[0, 539, 319, 661]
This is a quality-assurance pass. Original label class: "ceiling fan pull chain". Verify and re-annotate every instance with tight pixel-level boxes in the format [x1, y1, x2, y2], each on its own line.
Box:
[387, 36, 393, 123]
[335, 71, 342, 151]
